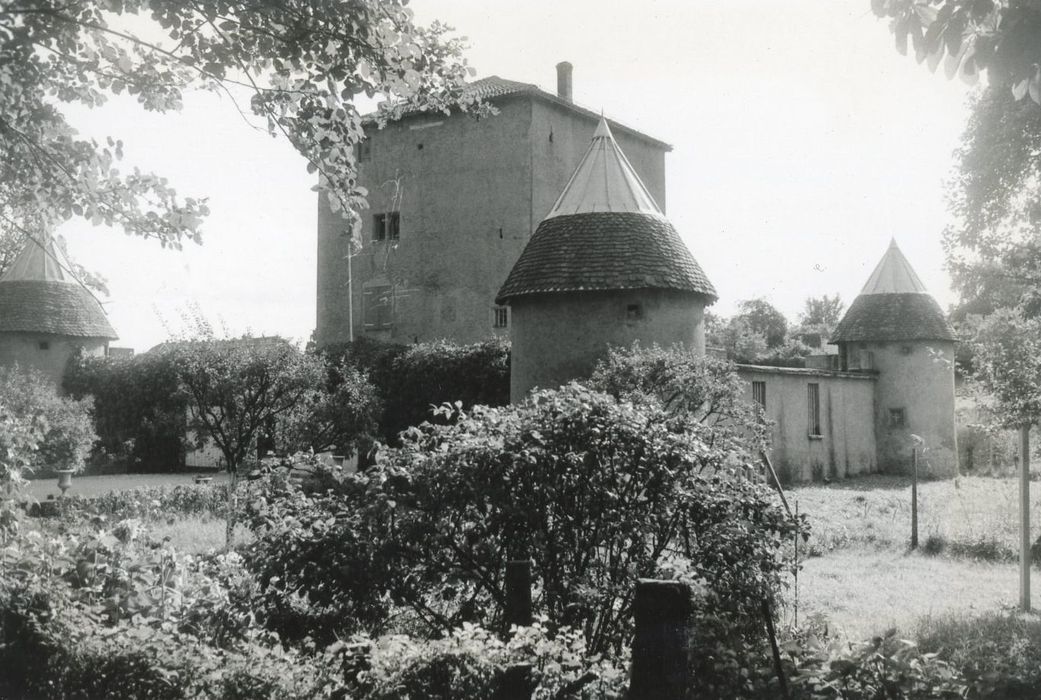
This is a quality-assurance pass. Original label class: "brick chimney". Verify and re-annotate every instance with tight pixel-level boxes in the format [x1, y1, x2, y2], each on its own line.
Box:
[556, 61, 573, 103]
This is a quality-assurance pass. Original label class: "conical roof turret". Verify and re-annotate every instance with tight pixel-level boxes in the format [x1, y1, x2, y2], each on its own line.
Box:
[0, 234, 117, 339]
[832, 240, 953, 343]
[497, 117, 715, 303]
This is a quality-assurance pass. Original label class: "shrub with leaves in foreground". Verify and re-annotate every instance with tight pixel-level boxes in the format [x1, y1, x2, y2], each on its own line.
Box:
[244, 383, 805, 660]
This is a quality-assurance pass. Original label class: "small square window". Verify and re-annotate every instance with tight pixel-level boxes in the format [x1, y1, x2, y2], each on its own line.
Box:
[374, 212, 400, 242]
[626, 303, 643, 320]
[38, 341, 49, 351]
[889, 408, 906, 428]
[900, 345, 913, 355]
[493, 306, 508, 329]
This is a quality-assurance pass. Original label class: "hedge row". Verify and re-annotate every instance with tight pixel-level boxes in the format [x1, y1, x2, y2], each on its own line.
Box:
[63, 351, 186, 472]
[320, 336, 510, 443]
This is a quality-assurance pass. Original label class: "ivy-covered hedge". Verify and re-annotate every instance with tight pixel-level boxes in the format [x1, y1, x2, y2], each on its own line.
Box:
[63, 351, 187, 472]
[321, 337, 510, 443]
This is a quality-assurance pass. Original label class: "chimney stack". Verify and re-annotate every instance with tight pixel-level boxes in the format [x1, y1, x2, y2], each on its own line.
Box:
[556, 61, 573, 103]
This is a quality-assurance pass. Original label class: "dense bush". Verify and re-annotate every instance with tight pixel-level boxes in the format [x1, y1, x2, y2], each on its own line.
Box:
[322, 336, 510, 442]
[0, 516, 346, 699]
[275, 359, 381, 458]
[64, 351, 186, 472]
[244, 384, 804, 658]
[589, 342, 769, 460]
[0, 366, 96, 475]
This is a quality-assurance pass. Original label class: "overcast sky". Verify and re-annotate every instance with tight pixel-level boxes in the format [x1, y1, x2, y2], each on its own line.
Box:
[57, 0, 974, 352]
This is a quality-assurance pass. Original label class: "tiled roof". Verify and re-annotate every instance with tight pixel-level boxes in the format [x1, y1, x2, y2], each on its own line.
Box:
[372, 75, 671, 150]
[495, 212, 717, 303]
[462, 76, 538, 100]
[0, 280, 117, 339]
[831, 293, 955, 343]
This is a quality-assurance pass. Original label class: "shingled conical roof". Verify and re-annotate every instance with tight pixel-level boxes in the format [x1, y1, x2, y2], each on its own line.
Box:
[832, 240, 954, 343]
[496, 118, 716, 303]
[0, 235, 117, 339]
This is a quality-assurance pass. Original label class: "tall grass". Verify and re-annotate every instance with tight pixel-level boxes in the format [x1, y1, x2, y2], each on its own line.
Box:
[791, 475, 1039, 561]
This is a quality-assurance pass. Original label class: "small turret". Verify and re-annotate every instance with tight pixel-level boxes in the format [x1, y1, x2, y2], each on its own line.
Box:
[497, 117, 715, 401]
[832, 240, 956, 475]
[0, 234, 116, 387]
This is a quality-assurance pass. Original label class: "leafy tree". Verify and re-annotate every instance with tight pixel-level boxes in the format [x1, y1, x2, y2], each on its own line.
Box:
[64, 349, 187, 472]
[0, 0, 479, 247]
[799, 291, 841, 331]
[161, 337, 322, 544]
[872, 0, 1041, 103]
[966, 308, 1041, 427]
[734, 298, 788, 349]
[944, 86, 1041, 319]
[275, 360, 380, 458]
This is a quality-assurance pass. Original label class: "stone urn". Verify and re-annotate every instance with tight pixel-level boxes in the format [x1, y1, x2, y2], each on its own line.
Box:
[56, 468, 75, 497]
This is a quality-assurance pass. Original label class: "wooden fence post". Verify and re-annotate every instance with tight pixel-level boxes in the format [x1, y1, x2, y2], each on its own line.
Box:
[629, 579, 692, 700]
[1021, 425, 1031, 612]
[493, 663, 534, 700]
[495, 561, 536, 700]
[911, 446, 919, 550]
[504, 560, 533, 630]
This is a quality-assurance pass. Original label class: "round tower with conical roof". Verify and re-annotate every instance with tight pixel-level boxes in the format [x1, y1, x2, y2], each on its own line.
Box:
[832, 240, 956, 476]
[0, 234, 117, 387]
[497, 118, 716, 401]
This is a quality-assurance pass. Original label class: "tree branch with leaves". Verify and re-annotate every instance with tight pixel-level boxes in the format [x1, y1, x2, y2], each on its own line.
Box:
[0, 0, 481, 248]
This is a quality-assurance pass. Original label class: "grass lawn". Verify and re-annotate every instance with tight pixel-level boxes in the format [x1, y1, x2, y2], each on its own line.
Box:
[26, 471, 230, 501]
[787, 474, 1041, 642]
[789, 474, 1041, 559]
[788, 547, 1041, 641]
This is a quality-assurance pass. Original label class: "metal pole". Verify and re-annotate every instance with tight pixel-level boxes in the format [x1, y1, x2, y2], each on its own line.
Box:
[1021, 425, 1031, 612]
[346, 236, 354, 342]
[911, 447, 918, 550]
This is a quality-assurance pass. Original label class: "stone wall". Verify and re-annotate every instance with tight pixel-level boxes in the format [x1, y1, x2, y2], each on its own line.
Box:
[315, 96, 669, 346]
[845, 340, 958, 477]
[510, 289, 705, 401]
[737, 365, 878, 483]
[0, 332, 107, 390]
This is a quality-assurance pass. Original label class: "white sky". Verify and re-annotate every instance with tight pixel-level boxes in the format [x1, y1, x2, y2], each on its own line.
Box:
[58, 0, 974, 352]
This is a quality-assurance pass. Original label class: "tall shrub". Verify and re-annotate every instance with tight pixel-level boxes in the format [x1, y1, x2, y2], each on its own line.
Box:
[244, 384, 803, 654]
[322, 337, 510, 442]
[588, 342, 769, 460]
[64, 351, 186, 472]
[0, 367, 96, 475]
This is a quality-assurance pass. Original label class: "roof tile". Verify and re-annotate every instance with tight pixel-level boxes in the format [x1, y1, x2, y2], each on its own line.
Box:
[831, 293, 955, 343]
[496, 212, 717, 303]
